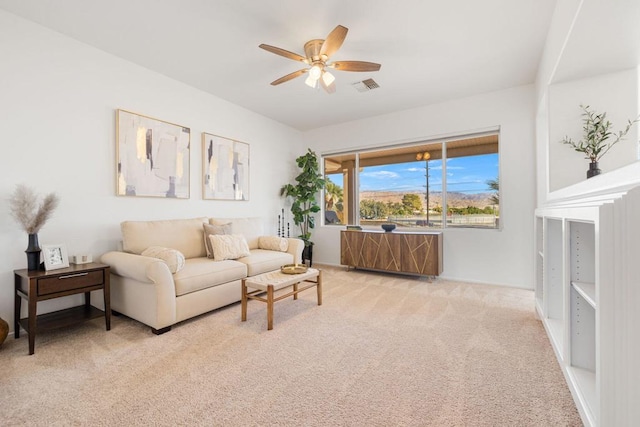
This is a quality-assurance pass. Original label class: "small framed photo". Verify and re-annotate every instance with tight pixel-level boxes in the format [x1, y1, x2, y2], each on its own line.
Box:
[42, 244, 70, 271]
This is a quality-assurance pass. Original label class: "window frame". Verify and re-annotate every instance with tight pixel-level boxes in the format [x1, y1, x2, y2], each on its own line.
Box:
[321, 128, 501, 231]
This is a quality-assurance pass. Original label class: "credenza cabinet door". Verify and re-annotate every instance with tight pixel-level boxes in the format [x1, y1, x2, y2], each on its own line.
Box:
[340, 231, 362, 267]
[400, 233, 441, 276]
[362, 232, 401, 272]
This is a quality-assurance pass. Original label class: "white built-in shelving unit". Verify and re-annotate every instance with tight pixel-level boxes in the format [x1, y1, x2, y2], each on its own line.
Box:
[535, 216, 544, 311]
[535, 185, 640, 426]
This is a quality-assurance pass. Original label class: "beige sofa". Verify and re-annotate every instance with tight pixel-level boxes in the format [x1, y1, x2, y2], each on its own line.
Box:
[100, 217, 303, 334]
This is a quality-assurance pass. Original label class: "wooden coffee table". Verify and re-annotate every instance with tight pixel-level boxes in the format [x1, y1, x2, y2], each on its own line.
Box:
[241, 268, 322, 330]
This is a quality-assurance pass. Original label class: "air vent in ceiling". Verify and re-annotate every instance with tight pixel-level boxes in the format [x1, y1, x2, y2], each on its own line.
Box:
[351, 78, 380, 92]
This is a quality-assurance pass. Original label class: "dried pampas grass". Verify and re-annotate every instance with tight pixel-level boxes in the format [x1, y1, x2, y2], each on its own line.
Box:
[9, 184, 59, 234]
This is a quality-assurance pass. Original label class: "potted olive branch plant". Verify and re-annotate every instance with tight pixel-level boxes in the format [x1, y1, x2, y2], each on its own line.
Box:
[561, 104, 640, 178]
[281, 149, 326, 265]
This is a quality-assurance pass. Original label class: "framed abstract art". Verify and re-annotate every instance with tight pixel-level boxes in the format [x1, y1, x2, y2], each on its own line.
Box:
[202, 132, 250, 200]
[116, 109, 190, 198]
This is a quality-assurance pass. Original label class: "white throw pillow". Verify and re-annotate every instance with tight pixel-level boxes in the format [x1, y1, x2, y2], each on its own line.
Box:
[258, 236, 289, 252]
[203, 223, 231, 258]
[141, 246, 186, 273]
[208, 234, 251, 261]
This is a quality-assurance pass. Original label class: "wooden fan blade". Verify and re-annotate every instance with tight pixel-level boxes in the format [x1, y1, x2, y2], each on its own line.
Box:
[259, 44, 307, 63]
[270, 69, 308, 85]
[319, 25, 348, 58]
[331, 61, 381, 72]
[320, 77, 336, 94]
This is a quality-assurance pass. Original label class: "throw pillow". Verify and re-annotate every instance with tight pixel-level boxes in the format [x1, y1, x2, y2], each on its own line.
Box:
[208, 234, 250, 261]
[258, 236, 289, 252]
[203, 223, 231, 258]
[141, 246, 186, 273]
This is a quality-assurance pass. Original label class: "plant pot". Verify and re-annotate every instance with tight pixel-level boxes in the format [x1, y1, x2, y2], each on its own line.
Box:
[302, 243, 313, 267]
[0, 316, 8, 347]
[587, 161, 601, 179]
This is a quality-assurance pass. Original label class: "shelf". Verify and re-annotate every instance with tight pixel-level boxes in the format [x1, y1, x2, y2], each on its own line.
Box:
[535, 185, 640, 426]
[568, 366, 597, 426]
[545, 218, 564, 320]
[535, 298, 544, 318]
[569, 221, 595, 284]
[571, 281, 596, 308]
[19, 305, 105, 333]
[545, 317, 564, 357]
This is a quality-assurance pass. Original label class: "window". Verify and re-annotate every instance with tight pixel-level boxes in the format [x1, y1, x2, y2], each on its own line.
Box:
[323, 132, 499, 229]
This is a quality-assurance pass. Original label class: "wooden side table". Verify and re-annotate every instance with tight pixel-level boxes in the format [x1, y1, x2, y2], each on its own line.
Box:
[14, 262, 111, 355]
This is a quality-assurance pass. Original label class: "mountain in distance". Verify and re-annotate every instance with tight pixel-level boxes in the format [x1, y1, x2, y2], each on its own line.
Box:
[360, 190, 496, 209]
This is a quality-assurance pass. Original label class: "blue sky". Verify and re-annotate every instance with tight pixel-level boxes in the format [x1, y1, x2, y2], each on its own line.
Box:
[329, 153, 498, 194]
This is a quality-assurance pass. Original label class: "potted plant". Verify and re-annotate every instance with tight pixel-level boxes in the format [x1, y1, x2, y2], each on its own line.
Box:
[561, 104, 639, 178]
[281, 149, 326, 265]
[9, 184, 59, 270]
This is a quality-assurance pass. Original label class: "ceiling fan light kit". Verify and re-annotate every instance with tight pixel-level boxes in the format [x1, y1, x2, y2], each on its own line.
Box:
[259, 25, 381, 94]
[322, 71, 335, 86]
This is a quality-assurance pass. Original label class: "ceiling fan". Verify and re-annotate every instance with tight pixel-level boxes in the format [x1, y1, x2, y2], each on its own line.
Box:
[259, 25, 381, 94]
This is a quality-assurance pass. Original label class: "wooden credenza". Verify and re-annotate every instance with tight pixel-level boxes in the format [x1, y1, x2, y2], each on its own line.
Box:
[340, 230, 442, 276]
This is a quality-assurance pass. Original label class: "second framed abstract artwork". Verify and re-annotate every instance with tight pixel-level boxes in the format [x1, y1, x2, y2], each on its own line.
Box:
[202, 133, 250, 200]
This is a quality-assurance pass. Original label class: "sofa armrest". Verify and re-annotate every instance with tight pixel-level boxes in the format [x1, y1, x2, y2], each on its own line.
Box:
[285, 238, 305, 264]
[100, 251, 174, 285]
[100, 251, 177, 331]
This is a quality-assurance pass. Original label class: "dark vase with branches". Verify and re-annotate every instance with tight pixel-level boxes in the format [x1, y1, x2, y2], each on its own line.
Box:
[561, 104, 639, 179]
[9, 184, 59, 270]
[281, 149, 326, 265]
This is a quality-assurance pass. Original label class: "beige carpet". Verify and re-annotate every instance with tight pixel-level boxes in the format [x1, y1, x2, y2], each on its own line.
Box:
[0, 266, 581, 426]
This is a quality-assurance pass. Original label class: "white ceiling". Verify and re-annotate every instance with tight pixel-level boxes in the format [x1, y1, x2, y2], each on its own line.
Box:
[0, 0, 558, 131]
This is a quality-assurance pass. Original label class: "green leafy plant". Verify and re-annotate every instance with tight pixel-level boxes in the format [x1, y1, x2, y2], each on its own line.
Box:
[281, 149, 326, 245]
[561, 104, 639, 163]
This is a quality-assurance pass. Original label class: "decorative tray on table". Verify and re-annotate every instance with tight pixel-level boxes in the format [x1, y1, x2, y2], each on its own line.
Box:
[280, 264, 308, 275]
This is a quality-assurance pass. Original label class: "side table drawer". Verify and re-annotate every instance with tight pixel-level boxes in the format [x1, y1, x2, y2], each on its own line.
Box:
[38, 270, 104, 296]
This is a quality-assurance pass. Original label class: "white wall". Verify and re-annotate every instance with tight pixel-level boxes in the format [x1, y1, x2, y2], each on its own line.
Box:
[548, 68, 639, 191]
[0, 11, 302, 331]
[533, 3, 640, 424]
[536, 0, 640, 201]
[534, 0, 584, 207]
[534, 0, 583, 106]
[304, 85, 537, 288]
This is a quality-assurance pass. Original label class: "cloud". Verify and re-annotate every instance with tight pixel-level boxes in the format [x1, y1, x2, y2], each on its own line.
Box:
[360, 170, 400, 179]
[430, 165, 464, 171]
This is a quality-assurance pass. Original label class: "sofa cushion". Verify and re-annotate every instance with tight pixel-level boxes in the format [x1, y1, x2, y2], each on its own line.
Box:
[258, 236, 289, 252]
[203, 223, 231, 258]
[122, 217, 208, 259]
[210, 217, 263, 249]
[173, 258, 247, 297]
[141, 246, 186, 273]
[237, 249, 294, 276]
